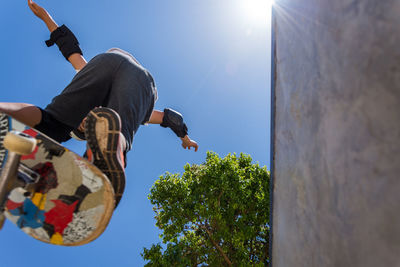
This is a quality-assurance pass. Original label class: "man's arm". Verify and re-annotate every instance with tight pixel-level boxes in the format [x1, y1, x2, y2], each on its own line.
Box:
[67, 54, 87, 71]
[148, 109, 199, 152]
[28, 0, 87, 71]
[147, 110, 164, 124]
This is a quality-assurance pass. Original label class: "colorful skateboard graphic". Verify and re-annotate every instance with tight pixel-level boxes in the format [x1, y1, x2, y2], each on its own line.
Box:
[0, 113, 115, 246]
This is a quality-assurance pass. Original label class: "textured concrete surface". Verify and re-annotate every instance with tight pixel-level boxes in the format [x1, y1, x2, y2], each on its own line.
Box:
[271, 0, 400, 266]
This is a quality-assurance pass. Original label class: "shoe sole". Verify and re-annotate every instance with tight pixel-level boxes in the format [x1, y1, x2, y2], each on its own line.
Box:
[85, 107, 125, 206]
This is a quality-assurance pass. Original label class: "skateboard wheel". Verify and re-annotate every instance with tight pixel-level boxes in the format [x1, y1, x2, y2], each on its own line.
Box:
[3, 131, 37, 155]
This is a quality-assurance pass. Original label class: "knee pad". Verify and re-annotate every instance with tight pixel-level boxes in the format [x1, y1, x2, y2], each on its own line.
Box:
[34, 108, 73, 143]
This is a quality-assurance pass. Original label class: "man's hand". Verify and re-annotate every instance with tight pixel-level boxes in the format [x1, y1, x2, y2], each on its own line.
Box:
[28, 0, 58, 32]
[28, 0, 49, 20]
[180, 135, 199, 152]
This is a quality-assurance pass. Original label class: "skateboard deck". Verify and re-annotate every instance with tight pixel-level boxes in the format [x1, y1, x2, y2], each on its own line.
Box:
[0, 113, 115, 246]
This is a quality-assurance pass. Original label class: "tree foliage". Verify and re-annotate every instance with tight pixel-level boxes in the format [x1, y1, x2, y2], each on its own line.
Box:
[142, 152, 270, 266]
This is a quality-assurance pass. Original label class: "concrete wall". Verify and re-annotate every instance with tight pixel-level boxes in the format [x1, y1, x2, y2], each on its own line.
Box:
[271, 0, 400, 266]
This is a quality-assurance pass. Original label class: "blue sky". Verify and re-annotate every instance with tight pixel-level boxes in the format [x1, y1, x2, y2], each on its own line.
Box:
[0, 0, 271, 266]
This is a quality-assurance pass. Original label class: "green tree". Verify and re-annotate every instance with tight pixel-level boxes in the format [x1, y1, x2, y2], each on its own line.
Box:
[142, 152, 270, 266]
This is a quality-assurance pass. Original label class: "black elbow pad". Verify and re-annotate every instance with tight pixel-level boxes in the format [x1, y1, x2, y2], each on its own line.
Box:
[160, 108, 188, 138]
[45, 24, 83, 60]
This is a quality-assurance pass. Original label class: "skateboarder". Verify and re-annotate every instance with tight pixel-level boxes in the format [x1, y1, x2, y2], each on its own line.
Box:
[0, 0, 198, 206]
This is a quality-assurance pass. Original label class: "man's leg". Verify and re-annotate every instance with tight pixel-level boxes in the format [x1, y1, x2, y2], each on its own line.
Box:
[43, 53, 124, 129]
[0, 103, 41, 127]
[0, 102, 73, 143]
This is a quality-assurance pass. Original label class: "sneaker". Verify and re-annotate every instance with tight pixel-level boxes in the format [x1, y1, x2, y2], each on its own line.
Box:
[84, 107, 126, 207]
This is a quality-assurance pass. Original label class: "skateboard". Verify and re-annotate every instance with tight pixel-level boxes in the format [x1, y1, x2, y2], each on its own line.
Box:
[0, 113, 115, 246]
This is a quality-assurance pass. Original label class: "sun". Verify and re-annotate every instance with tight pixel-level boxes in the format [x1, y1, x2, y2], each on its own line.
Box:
[240, 0, 274, 26]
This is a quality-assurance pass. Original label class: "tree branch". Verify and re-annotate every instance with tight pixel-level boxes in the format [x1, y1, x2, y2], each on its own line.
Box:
[217, 190, 224, 205]
[201, 224, 232, 266]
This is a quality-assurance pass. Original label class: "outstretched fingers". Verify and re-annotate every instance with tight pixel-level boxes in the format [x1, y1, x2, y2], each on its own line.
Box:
[182, 141, 198, 152]
[193, 143, 199, 152]
[28, 0, 35, 11]
[27, 0, 49, 20]
[28, 0, 38, 10]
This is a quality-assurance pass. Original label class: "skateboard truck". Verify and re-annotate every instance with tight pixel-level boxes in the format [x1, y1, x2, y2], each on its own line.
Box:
[0, 131, 37, 230]
[18, 164, 40, 185]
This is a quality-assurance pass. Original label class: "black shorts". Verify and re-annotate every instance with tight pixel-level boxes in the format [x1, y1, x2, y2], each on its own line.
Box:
[36, 51, 156, 150]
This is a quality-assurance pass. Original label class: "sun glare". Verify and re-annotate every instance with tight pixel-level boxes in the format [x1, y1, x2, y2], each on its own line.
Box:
[240, 0, 273, 26]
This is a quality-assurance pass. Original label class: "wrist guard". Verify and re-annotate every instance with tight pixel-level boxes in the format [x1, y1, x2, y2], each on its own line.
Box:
[160, 108, 188, 138]
[45, 24, 83, 60]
